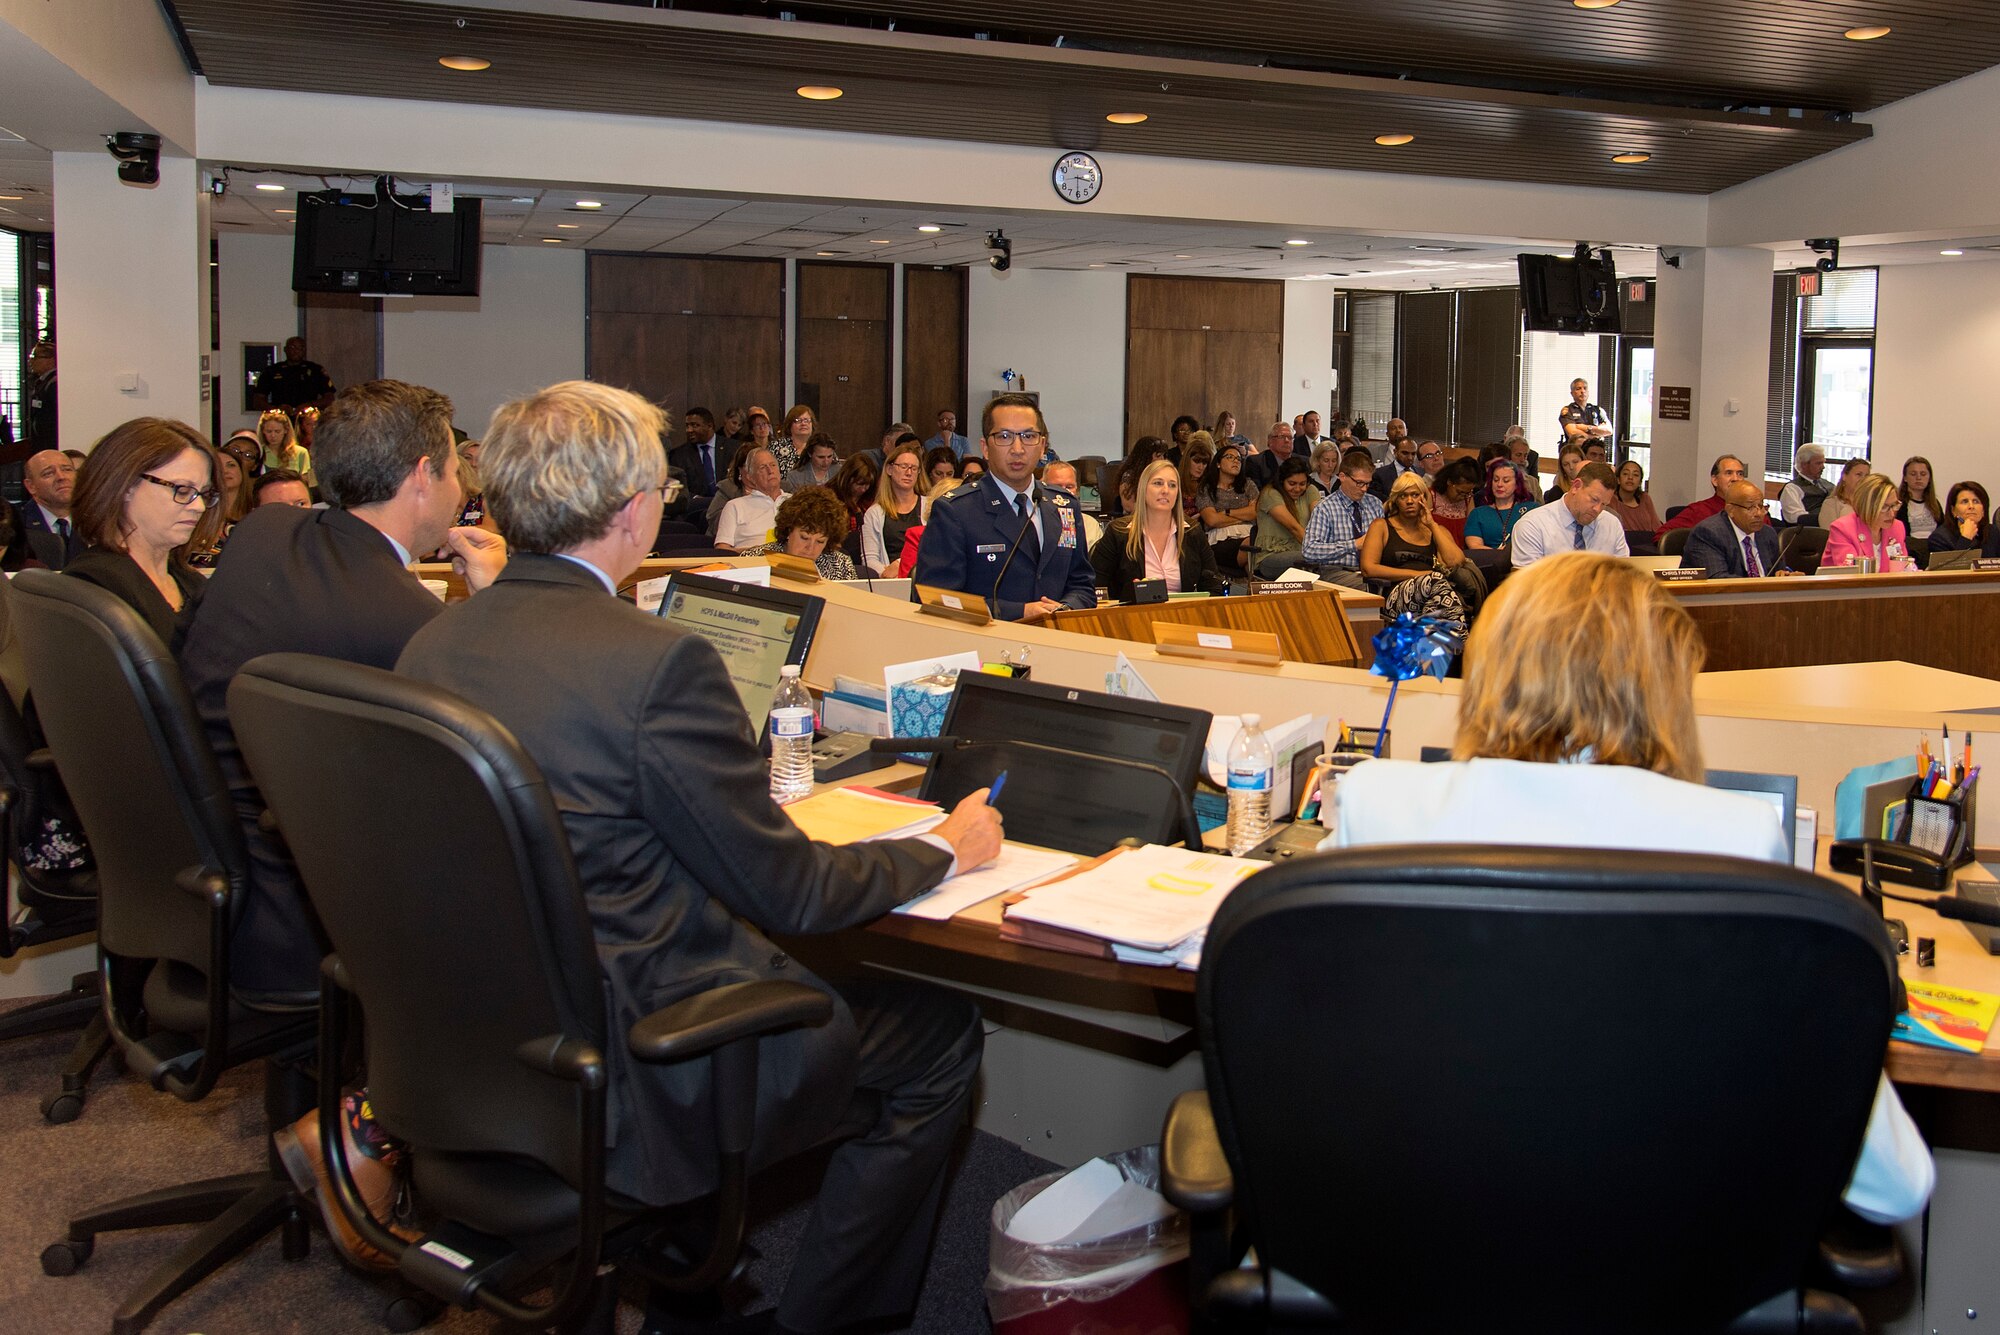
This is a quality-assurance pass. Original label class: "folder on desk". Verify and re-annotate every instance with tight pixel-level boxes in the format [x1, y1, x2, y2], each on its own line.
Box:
[1004, 844, 1264, 953]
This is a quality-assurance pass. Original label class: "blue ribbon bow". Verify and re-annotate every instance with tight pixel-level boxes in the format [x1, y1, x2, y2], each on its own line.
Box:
[1365, 613, 1466, 755]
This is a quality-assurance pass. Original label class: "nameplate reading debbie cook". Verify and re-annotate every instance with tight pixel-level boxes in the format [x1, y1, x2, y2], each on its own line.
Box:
[1653, 568, 1709, 582]
[1249, 579, 1316, 597]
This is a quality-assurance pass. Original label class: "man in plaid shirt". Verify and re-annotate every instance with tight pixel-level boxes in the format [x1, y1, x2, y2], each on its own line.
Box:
[1301, 451, 1384, 590]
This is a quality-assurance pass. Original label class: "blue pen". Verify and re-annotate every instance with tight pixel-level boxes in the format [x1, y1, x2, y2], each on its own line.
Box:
[988, 771, 1008, 805]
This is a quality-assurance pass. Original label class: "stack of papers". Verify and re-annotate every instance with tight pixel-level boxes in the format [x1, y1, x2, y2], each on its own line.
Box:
[784, 787, 944, 844]
[1004, 844, 1265, 959]
[894, 843, 1077, 920]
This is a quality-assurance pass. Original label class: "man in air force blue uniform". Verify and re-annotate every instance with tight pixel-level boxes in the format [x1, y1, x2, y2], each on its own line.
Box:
[912, 392, 1097, 621]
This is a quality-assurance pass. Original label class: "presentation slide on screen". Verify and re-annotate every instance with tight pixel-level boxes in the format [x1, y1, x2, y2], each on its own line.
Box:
[662, 593, 800, 719]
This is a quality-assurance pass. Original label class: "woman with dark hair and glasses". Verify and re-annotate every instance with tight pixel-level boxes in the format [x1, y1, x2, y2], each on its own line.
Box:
[64, 417, 224, 648]
[1928, 480, 1998, 556]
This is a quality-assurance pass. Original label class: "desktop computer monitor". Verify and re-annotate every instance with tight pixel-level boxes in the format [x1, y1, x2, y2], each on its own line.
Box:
[657, 572, 823, 745]
[921, 674, 1212, 854]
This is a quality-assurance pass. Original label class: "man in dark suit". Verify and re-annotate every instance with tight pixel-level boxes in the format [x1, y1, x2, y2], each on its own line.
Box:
[1245, 419, 1298, 490]
[666, 405, 724, 519]
[912, 392, 1096, 620]
[1368, 435, 1419, 501]
[398, 379, 1001, 1335]
[16, 449, 84, 569]
[1680, 480, 1787, 578]
[181, 379, 508, 1003]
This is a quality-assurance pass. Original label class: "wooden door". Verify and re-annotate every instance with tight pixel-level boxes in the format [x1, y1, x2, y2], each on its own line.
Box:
[586, 254, 783, 426]
[299, 292, 380, 399]
[903, 265, 967, 444]
[1125, 276, 1283, 447]
[797, 262, 891, 457]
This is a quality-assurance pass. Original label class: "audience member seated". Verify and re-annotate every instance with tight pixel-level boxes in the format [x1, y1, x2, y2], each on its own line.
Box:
[1929, 480, 1998, 557]
[1819, 456, 1872, 529]
[395, 379, 1001, 1333]
[1090, 459, 1228, 598]
[1680, 481, 1790, 578]
[1360, 471, 1468, 590]
[958, 456, 988, 483]
[772, 403, 814, 476]
[189, 445, 252, 569]
[1247, 420, 1297, 489]
[1324, 550, 1935, 1227]
[782, 432, 841, 494]
[1544, 444, 1584, 504]
[254, 468, 312, 509]
[1898, 454, 1944, 544]
[62, 417, 220, 648]
[1251, 457, 1316, 579]
[1292, 409, 1329, 458]
[1824, 473, 1918, 571]
[255, 408, 315, 487]
[863, 440, 930, 577]
[740, 485, 861, 579]
[1179, 437, 1214, 520]
[1039, 461, 1103, 551]
[827, 452, 879, 565]
[1195, 441, 1258, 572]
[1307, 441, 1341, 498]
[1464, 458, 1537, 553]
[1428, 457, 1482, 545]
[719, 405, 748, 445]
[1656, 453, 1749, 541]
[910, 392, 1095, 622]
[1504, 425, 1540, 480]
[713, 446, 788, 552]
[924, 406, 973, 460]
[1211, 410, 1251, 451]
[1512, 461, 1629, 566]
[180, 378, 509, 1007]
[1606, 458, 1661, 540]
[15, 448, 83, 570]
[1779, 443, 1834, 525]
[1298, 451, 1382, 590]
[922, 444, 958, 491]
[702, 442, 753, 539]
[1582, 439, 1610, 465]
[668, 406, 726, 516]
[1369, 435, 1419, 501]
[744, 406, 776, 457]
[1115, 435, 1175, 516]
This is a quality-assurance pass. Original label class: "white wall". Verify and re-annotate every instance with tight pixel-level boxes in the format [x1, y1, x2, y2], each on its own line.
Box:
[1873, 260, 2000, 496]
[1281, 281, 1336, 429]
[966, 265, 1127, 456]
[216, 231, 299, 437]
[380, 244, 585, 437]
[1649, 247, 1772, 507]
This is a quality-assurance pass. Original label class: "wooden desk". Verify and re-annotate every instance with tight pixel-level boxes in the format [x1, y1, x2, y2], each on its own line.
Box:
[1047, 589, 1363, 666]
[1665, 569, 2000, 677]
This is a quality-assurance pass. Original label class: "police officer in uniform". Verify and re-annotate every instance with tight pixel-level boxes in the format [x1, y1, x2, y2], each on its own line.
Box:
[24, 340, 57, 450]
[254, 337, 335, 412]
[1557, 377, 1612, 453]
[912, 393, 1096, 621]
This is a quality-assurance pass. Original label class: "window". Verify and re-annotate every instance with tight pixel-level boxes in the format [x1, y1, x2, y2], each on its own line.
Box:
[1520, 330, 1606, 456]
[1347, 292, 1397, 436]
[0, 229, 21, 431]
[1767, 268, 1875, 478]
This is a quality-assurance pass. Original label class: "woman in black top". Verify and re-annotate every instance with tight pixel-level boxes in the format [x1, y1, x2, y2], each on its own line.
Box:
[1089, 458, 1228, 600]
[63, 417, 222, 650]
[1930, 481, 2000, 556]
[1360, 469, 1468, 589]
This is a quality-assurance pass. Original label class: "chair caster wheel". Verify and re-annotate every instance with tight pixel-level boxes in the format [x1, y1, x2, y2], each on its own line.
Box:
[40, 1236, 94, 1276]
[382, 1294, 436, 1331]
[41, 1091, 84, 1124]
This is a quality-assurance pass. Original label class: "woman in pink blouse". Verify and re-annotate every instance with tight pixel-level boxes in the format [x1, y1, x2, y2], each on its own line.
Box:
[1089, 459, 1228, 600]
[1822, 473, 1917, 571]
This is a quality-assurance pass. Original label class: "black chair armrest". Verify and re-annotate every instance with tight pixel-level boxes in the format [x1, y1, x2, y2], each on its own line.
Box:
[174, 864, 229, 906]
[515, 1035, 607, 1091]
[1816, 1207, 1904, 1289]
[1161, 1090, 1234, 1214]
[1207, 1267, 1342, 1328]
[628, 979, 833, 1065]
[1724, 1289, 1865, 1334]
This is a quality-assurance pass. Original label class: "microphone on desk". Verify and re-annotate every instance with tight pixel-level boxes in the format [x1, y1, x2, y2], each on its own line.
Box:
[1931, 896, 2000, 929]
[988, 486, 1039, 616]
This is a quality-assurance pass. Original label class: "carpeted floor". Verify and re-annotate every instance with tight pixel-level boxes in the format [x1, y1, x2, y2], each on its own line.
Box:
[0, 1001, 1059, 1334]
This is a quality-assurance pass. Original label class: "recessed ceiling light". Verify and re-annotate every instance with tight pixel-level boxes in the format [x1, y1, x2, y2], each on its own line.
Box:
[1573, 0, 1620, 8]
[1174, 254, 1193, 259]
[275, 208, 295, 214]
[439, 55, 491, 71]
[868, 238, 892, 244]
[917, 224, 942, 233]
[541, 238, 563, 244]
[0, 194, 21, 201]
[255, 183, 285, 192]
[1286, 239, 1310, 246]
[1844, 25, 1892, 40]
[1612, 151, 1652, 164]
[1941, 249, 1965, 256]
[796, 85, 844, 100]
[1374, 133, 1415, 147]
[1088, 264, 1104, 268]
[556, 223, 580, 229]
[573, 200, 603, 210]
[1106, 112, 1148, 125]
[816, 251, 837, 256]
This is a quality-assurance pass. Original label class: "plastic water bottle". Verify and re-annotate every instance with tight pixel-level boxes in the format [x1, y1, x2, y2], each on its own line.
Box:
[1226, 713, 1275, 855]
[768, 666, 816, 805]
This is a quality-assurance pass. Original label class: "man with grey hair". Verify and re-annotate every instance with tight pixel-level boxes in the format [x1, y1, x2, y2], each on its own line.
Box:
[398, 379, 1002, 1335]
[1779, 442, 1834, 525]
[1040, 459, 1104, 550]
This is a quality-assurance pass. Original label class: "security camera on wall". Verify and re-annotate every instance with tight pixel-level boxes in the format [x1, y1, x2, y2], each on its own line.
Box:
[987, 229, 1012, 273]
[104, 132, 161, 186]
[1806, 238, 1842, 273]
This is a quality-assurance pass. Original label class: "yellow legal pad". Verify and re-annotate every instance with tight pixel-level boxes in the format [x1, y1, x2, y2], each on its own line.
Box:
[783, 787, 944, 845]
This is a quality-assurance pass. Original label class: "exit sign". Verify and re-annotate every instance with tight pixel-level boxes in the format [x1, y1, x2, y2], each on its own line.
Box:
[1796, 270, 1822, 298]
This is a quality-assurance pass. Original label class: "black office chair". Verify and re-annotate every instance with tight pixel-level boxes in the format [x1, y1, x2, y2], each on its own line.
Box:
[1162, 846, 1901, 1334]
[0, 671, 114, 1123]
[13, 571, 317, 1335]
[227, 652, 838, 1333]
[1661, 526, 1693, 559]
[1625, 529, 1660, 556]
[1778, 526, 1831, 574]
[1906, 536, 1930, 570]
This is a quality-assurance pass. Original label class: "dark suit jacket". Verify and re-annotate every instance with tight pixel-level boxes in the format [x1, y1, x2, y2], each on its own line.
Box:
[1368, 461, 1416, 502]
[15, 501, 84, 570]
[1246, 449, 1300, 491]
[911, 475, 1096, 620]
[1088, 521, 1227, 600]
[63, 548, 206, 651]
[396, 554, 953, 1206]
[668, 437, 726, 514]
[180, 505, 447, 994]
[1681, 512, 1782, 578]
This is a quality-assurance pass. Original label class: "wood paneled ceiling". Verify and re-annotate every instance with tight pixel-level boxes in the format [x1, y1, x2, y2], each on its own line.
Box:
[159, 0, 2000, 194]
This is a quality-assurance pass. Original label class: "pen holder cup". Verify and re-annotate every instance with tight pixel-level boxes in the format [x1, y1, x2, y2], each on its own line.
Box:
[1316, 749, 1377, 831]
[1896, 776, 1977, 867]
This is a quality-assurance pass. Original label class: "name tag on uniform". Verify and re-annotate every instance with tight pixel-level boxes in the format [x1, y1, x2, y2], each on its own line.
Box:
[975, 544, 1007, 554]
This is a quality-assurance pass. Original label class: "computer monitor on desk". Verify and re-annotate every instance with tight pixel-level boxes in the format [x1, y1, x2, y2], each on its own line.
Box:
[920, 675, 1212, 855]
